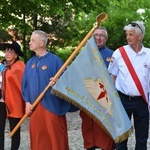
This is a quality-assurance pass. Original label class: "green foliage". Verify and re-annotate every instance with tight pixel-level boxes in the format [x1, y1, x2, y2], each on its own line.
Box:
[0, 29, 12, 42]
[54, 47, 75, 63]
[105, 0, 150, 49]
[1, 0, 150, 62]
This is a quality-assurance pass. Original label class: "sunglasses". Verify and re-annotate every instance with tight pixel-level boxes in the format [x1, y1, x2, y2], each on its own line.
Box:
[130, 22, 143, 34]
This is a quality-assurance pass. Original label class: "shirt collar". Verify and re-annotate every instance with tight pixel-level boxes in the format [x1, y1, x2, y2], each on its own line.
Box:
[128, 44, 147, 55]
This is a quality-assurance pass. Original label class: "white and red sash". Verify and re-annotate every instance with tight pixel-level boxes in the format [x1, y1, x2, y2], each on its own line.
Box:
[119, 46, 148, 104]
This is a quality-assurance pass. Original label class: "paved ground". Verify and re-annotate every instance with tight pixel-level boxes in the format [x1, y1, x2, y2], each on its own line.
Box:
[4, 111, 150, 150]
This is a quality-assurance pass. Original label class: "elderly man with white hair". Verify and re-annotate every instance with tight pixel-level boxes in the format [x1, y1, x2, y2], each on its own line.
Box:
[108, 21, 150, 150]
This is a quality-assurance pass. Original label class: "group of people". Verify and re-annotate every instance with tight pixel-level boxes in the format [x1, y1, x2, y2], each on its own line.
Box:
[0, 20, 149, 150]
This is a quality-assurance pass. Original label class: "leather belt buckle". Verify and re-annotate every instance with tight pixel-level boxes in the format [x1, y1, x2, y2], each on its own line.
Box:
[129, 96, 134, 100]
[129, 95, 140, 100]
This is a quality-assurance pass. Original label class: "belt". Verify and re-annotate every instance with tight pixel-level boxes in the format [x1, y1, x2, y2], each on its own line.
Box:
[118, 91, 142, 100]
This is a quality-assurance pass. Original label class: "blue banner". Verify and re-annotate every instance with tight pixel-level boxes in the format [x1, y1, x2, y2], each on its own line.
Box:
[52, 36, 133, 142]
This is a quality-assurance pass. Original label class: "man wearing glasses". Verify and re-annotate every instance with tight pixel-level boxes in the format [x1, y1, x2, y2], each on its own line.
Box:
[108, 21, 150, 150]
[80, 27, 115, 150]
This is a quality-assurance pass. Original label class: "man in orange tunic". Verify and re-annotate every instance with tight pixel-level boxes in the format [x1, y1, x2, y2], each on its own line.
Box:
[80, 27, 115, 150]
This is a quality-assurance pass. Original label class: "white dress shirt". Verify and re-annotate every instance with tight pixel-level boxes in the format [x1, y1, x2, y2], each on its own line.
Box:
[108, 45, 150, 101]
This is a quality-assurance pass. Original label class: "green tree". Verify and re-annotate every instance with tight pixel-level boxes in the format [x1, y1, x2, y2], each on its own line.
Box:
[0, 0, 150, 62]
[105, 0, 150, 50]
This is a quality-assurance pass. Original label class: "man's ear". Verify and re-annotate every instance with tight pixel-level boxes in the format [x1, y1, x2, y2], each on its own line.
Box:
[139, 34, 143, 41]
[40, 41, 44, 47]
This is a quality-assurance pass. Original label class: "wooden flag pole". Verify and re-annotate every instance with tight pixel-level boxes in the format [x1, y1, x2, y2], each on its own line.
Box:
[9, 13, 108, 138]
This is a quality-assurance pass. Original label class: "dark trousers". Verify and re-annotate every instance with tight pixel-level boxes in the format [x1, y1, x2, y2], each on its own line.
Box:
[0, 102, 6, 150]
[116, 92, 149, 150]
[0, 102, 21, 150]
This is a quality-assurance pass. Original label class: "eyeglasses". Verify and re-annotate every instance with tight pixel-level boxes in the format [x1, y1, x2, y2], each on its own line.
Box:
[130, 22, 143, 34]
[94, 34, 107, 39]
[4, 49, 15, 54]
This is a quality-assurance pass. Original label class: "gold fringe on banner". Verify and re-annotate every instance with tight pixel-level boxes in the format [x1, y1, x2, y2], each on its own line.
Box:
[115, 126, 133, 143]
[51, 88, 133, 143]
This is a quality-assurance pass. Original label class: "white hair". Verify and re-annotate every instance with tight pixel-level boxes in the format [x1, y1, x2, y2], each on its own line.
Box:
[32, 30, 48, 47]
[124, 21, 145, 38]
[94, 27, 108, 38]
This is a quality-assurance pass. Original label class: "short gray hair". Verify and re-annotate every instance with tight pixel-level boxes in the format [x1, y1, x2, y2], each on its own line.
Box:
[94, 27, 108, 38]
[124, 21, 145, 37]
[32, 30, 48, 47]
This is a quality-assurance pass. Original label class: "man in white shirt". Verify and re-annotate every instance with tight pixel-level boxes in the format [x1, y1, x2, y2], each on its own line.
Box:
[108, 21, 150, 150]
